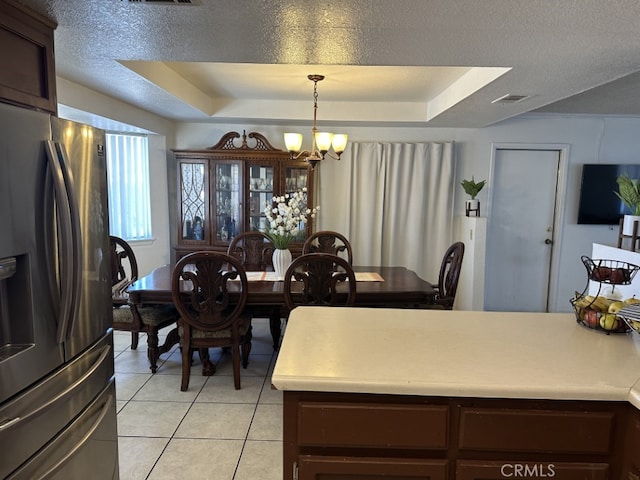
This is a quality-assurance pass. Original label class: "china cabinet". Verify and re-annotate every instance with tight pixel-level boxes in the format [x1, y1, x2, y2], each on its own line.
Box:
[172, 131, 313, 260]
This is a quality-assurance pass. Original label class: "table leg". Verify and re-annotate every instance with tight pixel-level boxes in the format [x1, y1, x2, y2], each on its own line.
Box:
[147, 325, 180, 373]
[270, 314, 282, 350]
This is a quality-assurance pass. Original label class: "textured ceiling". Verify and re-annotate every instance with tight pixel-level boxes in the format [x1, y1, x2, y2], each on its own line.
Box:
[13, 0, 640, 128]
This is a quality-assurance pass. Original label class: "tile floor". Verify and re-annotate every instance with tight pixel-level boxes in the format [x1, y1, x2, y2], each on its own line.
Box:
[113, 317, 283, 480]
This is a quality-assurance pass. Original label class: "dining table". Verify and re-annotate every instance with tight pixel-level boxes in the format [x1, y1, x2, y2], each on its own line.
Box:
[126, 263, 437, 371]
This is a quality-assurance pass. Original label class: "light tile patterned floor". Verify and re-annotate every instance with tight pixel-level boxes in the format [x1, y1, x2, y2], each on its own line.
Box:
[114, 318, 283, 480]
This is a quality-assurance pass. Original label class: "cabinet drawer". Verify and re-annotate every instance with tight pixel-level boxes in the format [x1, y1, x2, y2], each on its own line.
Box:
[298, 456, 448, 480]
[458, 407, 614, 454]
[298, 402, 448, 449]
[456, 460, 608, 480]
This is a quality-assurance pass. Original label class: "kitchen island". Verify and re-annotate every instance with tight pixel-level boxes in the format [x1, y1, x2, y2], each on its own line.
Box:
[272, 307, 640, 480]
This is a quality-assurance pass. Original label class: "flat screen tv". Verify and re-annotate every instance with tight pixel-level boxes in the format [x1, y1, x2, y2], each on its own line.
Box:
[577, 164, 640, 225]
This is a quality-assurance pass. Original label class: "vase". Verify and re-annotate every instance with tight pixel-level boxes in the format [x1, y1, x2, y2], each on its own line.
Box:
[273, 248, 292, 278]
[465, 199, 480, 217]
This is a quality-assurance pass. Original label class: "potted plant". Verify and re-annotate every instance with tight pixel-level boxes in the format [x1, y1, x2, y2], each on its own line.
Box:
[461, 177, 486, 217]
[615, 173, 640, 235]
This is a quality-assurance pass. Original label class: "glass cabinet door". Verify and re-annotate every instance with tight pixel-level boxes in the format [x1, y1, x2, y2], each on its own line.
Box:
[179, 161, 207, 242]
[285, 166, 308, 195]
[248, 164, 274, 233]
[285, 165, 312, 240]
[215, 162, 242, 242]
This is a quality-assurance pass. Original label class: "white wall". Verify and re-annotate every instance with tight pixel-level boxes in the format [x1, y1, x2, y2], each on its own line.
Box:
[58, 79, 640, 311]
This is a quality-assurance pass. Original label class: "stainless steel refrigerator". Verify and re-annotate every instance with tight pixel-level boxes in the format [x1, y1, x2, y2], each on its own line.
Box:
[0, 102, 119, 479]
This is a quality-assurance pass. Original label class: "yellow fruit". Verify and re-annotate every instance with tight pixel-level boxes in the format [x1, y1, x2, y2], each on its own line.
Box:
[592, 296, 613, 312]
[600, 313, 619, 331]
[573, 295, 595, 309]
[624, 297, 640, 305]
[609, 301, 625, 314]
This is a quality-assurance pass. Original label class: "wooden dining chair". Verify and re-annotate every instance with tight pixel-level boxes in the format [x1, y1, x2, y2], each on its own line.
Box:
[283, 253, 357, 311]
[227, 231, 275, 271]
[172, 251, 252, 391]
[110, 236, 180, 372]
[303, 230, 354, 264]
[428, 241, 465, 310]
[228, 231, 283, 350]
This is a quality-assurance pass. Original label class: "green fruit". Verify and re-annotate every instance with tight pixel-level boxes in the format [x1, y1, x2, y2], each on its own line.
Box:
[609, 301, 625, 314]
[600, 313, 618, 330]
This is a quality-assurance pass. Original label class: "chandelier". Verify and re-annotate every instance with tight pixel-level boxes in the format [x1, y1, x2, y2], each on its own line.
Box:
[284, 74, 348, 169]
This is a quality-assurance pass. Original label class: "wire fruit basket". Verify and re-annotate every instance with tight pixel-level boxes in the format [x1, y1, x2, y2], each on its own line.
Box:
[581, 257, 640, 285]
[570, 256, 640, 334]
[616, 304, 640, 335]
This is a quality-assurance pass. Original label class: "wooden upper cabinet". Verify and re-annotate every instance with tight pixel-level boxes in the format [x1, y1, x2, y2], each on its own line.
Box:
[172, 131, 314, 259]
[0, 0, 57, 114]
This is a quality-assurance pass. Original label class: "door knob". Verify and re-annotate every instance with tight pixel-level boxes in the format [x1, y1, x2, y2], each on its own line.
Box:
[544, 238, 553, 245]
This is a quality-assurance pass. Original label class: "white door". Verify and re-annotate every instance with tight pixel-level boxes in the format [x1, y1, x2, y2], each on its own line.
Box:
[484, 149, 560, 312]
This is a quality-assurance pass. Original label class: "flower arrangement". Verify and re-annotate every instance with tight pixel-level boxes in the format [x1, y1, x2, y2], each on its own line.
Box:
[263, 188, 319, 249]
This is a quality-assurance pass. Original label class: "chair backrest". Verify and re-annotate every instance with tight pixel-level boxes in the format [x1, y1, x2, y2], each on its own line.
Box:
[436, 241, 465, 309]
[283, 253, 356, 310]
[227, 231, 275, 271]
[302, 230, 353, 264]
[109, 235, 138, 286]
[171, 251, 248, 332]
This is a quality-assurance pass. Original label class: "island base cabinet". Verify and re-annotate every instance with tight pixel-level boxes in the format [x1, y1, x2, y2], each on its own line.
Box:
[283, 392, 634, 480]
[297, 456, 448, 480]
[456, 461, 609, 480]
[621, 405, 640, 477]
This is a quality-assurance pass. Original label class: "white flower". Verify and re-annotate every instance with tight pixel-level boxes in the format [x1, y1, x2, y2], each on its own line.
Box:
[262, 188, 320, 249]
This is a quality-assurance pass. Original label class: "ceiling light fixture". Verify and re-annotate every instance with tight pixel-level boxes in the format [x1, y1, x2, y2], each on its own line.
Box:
[284, 74, 348, 170]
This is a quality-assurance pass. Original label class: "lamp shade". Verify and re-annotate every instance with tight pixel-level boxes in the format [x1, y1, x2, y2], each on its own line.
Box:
[284, 133, 303, 153]
[315, 132, 334, 153]
[331, 134, 348, 153]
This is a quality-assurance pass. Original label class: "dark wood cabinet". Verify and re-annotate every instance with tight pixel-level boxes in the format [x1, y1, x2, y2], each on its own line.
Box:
[456, 461, 609, 480]
[621, 405, 640, 478]
[297, 456, 448, 480]
[283, 391, 632, 480]
[0, 0, 57, 113]
[172, 131, 313, 259]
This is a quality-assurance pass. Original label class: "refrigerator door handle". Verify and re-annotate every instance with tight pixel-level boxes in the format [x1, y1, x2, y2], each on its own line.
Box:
[33, 395, 114, 480]
[0, 344, 111, 432]
[44, 141, 83, 343]
[8, 393, 116, 480]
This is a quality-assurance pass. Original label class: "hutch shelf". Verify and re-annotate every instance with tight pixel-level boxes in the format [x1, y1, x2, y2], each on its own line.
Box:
[172, 131, 313, 260]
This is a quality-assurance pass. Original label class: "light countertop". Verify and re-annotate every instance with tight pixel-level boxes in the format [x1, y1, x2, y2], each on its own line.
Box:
[271, 307, 640, 407]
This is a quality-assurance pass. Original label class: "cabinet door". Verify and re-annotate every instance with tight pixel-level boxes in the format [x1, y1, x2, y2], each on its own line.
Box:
[178, 159, 209, 244]
[456, 460, 608, 480]
[284, 165, 309, 195]
[214, 161, 243, 243]
[284, 164, 314, 238]
[621, 407, 640, 477]
[297, 456, 448, 480]
[247, 162, 275, 233]
[0, 1, 57, 113]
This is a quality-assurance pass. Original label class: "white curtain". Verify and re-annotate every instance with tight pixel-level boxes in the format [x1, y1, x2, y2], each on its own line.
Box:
[316, 141, 456, 282]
